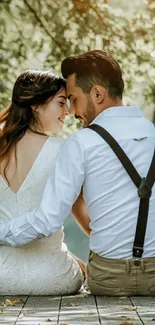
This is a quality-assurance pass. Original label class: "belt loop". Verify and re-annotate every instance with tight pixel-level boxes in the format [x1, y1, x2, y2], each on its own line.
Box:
[140, 259, 145, 272]
[126, 259, 131, 274]
[89, 250, 93, 262]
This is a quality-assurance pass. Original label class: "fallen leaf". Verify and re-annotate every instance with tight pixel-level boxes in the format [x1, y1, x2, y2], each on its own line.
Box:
[12, 297, 23, 304]
[87, 311, 96, 315]
[120, 321, 133, 325]
[0, 308, 4, 313]
[5, 299, 13, 306]
[4, 297, 22, 306]
[67, 303, 74, 307]
[45, 319, 52, 322]
[126, 306, 137, 311]
[18, 311, 27, 319]
[23, 311, 27, 316]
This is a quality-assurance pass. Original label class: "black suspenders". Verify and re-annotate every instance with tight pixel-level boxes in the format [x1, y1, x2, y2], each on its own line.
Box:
[88, 124, 155, 258]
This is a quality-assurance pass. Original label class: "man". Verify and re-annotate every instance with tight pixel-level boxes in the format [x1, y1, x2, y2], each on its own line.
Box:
[0, 50, 155, 296]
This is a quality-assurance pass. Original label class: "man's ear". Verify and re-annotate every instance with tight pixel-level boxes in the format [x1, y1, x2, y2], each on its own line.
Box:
[90, 85, 105, 104]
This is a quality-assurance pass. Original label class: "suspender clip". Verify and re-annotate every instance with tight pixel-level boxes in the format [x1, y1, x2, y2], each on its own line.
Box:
[138, 177, 152, 198]
[133, 245, 143, 258]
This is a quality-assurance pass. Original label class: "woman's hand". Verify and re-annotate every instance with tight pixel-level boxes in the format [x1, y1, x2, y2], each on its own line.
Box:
[72, 254, 87, 280]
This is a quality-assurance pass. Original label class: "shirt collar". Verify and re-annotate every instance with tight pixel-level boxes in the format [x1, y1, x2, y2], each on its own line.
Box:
[91, 106, 143, 125]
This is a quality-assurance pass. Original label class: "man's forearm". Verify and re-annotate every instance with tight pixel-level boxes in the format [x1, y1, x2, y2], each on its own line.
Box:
[0, 134, 85, 247]
[0, 207, 55, 247]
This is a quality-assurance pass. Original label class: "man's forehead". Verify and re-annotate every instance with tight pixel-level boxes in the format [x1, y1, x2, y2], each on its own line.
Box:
[66, 73, 76, 89]
[66, 74, 78, 98]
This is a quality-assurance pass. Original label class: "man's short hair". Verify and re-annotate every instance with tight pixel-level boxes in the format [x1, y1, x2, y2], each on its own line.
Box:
[61, 50, 124, 99]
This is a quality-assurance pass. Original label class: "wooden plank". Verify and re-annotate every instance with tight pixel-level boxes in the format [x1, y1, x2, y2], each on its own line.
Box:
[59, 292, 100, 324]
[96, 296, 143, 325]
[0, 295, 28, 325]
[15, 296, 61, 325]
[130, 296, 155, 325]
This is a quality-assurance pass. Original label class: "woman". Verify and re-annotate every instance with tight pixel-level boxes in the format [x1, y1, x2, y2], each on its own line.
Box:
[0, 70, 86, 295]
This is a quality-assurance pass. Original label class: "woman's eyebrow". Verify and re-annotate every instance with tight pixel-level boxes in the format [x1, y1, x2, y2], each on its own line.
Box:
[58, 95, 66, 99]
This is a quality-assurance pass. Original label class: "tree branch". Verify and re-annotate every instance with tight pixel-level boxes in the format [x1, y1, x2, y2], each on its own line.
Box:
[89, 3, 141, 58]
[23, 0, 63, 50]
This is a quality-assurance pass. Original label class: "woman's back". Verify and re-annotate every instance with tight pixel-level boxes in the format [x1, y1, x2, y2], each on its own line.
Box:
[0, 134, 63, 219]
[0, 135, 83, 295]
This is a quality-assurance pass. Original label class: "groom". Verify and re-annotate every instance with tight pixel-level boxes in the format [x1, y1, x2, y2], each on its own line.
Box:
[0, 50, 155, 296]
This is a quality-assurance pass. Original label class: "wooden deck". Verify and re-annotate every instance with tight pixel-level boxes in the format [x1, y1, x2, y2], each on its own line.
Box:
[0, 292, 155, 325]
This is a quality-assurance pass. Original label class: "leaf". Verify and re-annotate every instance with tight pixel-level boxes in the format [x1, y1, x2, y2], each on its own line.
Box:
[12, 297, 23, 304]
[67, 303, 74, 307]
[87, 311, 96, 315]
[5, 299, 13, 306]
[45, 319, 52, 322]
[126, 306, 137, 311]
[18, 311, 27, 319]
[4, 297, 23, 306]
[23, 311, 27, 316]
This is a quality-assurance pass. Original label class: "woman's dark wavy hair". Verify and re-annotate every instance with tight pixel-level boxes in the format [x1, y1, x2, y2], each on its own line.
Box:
[0, 70, 66, 183]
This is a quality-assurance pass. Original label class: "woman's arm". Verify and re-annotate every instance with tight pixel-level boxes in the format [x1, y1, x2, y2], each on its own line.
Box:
[71, 190, 91, 236]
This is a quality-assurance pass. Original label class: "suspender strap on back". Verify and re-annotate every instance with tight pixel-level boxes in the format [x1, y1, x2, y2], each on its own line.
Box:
[88, 123, 155, 258]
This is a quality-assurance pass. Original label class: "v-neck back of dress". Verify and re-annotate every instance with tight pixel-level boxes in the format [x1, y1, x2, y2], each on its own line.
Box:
[0, 137, 64, 221]
[0, 137, 50, 196]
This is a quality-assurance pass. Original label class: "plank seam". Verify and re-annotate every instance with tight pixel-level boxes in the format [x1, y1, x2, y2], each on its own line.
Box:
[57, 295, 62, 324]
[129, 297, 144, 325]
[14, 295, 29, 325]
[94, 295, 102, 325]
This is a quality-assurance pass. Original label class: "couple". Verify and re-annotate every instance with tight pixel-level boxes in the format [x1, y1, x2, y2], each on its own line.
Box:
[0, 50, 155, 296]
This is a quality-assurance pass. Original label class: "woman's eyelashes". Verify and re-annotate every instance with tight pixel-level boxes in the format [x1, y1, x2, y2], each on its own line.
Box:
[59, 101, 66, 106]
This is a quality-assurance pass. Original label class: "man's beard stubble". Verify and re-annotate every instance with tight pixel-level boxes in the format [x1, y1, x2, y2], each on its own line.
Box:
[74, 96, 96, 127]
[85, 96, 96, 127]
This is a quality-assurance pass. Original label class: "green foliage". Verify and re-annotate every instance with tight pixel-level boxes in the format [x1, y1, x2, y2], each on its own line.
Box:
[0, 0, 155, 124]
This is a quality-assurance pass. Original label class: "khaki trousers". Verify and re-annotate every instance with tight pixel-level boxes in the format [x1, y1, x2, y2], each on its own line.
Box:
[87, 251, 155, 296]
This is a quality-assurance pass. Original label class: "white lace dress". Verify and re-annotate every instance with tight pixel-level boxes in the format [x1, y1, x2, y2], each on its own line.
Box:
[0, 137, 83, 295]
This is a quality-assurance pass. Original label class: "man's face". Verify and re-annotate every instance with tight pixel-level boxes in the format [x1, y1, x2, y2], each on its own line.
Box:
[66, 73, 96, 127]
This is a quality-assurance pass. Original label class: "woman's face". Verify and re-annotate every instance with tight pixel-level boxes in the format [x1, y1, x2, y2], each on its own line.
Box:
[37, 88, 68, 133]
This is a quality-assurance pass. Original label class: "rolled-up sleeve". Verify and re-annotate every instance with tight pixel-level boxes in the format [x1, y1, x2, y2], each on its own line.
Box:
[0, 134, 85, 247]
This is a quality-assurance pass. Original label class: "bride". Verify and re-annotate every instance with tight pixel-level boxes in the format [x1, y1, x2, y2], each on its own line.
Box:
[0, 69, 87, 295]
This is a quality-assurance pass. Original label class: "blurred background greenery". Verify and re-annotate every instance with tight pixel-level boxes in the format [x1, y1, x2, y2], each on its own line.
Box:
[0, 0, 155, 261]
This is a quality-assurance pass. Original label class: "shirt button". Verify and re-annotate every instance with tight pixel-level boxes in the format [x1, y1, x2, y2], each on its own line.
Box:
[134, 259, 141, 266]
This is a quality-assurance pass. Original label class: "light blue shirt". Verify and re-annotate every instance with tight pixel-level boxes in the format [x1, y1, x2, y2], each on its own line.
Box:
[0, 106, 155, 258]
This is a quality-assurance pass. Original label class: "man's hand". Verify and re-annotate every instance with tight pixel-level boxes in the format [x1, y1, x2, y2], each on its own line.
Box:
[72, 253, 87, 280]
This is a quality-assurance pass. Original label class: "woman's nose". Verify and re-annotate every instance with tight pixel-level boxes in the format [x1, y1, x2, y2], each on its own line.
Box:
[64, 105, 69, 115]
